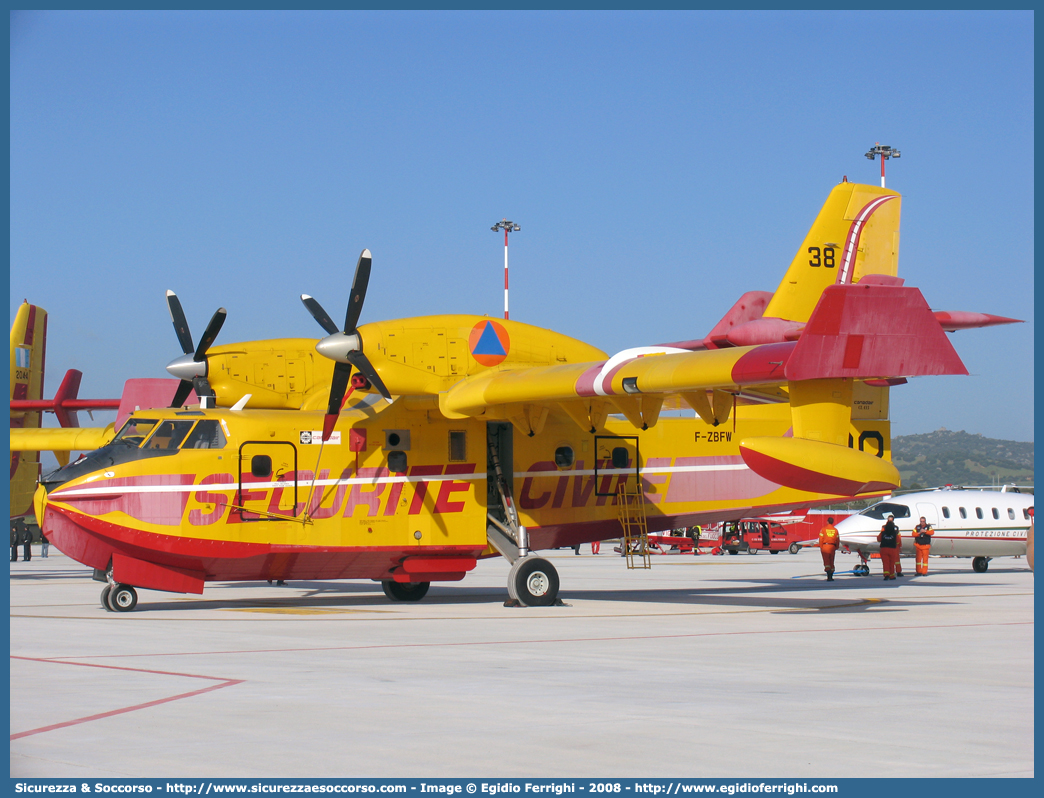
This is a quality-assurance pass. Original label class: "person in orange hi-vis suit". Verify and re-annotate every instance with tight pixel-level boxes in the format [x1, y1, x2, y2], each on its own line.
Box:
[878, 515, 900, 580]
[913, 516, 934, 575]
[819, 517, 840, 581]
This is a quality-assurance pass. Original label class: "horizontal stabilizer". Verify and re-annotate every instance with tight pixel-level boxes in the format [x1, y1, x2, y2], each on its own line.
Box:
[934, 311, 1023, 332]
[786, 284, 967, 381]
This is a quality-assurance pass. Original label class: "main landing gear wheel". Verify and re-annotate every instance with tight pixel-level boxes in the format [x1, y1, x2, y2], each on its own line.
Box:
[108, 584, 138, 612]
[382, 580, 430, 601]
[789, 543, 800, 555]
[100, 584, 114, 611]
[972, 557, 990, 573]
[509, 557, 560, 607]
[854, 563, 871, 576]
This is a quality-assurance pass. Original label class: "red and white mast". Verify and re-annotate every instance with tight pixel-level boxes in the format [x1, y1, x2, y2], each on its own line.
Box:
[491, 219, 520, 319]
[864, 143, 901, 188]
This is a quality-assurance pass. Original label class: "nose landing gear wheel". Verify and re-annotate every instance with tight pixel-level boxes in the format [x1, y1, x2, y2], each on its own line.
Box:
[972, 557, 990, 573]
[109, 584, 138, 612]
[382, 580, 430, 601]
[509, 557, 560, 607]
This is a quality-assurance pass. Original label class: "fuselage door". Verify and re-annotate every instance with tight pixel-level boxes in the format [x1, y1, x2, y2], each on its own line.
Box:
[594, 435, 640, 497]
[237, 441, 298, 521]
[915, 502, 939, 527]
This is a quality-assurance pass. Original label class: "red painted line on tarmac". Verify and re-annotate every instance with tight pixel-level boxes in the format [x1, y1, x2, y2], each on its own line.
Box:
[34, 620, 1034, 661]
[9, 656, 243, 740]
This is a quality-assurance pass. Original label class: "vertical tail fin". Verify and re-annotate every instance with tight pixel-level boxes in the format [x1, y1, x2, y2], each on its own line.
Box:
[10, 302, 48, 517]
[764, 180, 901, 323]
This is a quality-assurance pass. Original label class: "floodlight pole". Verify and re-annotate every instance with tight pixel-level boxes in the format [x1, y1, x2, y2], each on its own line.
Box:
[491, 219, 520, 319]
[864, 143, 901, 188]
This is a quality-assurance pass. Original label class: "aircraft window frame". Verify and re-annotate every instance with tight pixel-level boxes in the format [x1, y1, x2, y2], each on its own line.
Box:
[941, 506, 950, 519]
[183, 420, 227, 450]
[554, 446, 575, 469]
[959, 507, 967, 519]
[992, 508, 999, 520]
[975, 507, 983, 520]
[1008, 508, 1015, 520]
[859, 502, 911, 520]
[113, 418, 160, 448]
[143, 420, 196, 451]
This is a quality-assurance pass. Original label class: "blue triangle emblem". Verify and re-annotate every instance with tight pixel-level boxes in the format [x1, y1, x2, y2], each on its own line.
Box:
[472, 322, 506, 356]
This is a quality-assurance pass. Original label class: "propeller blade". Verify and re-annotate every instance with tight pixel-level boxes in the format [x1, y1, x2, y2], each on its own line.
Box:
[166, 291, 194, 355]
[342, 249, 372, 333]
[194, 308, 227, 362]
[326, 361, 353, 417]
[301, 295, 340, 336]
[170, 380, 194, 409]
[346, 351, 391, 401]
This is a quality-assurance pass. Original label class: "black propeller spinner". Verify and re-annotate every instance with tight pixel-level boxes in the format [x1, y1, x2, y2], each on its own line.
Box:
[164, 291, 227, 408]
[301, 249, 391, 439]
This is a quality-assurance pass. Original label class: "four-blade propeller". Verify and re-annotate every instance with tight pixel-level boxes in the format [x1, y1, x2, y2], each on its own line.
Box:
[164, 291, 227, 408]
[301, 249, 392, 439]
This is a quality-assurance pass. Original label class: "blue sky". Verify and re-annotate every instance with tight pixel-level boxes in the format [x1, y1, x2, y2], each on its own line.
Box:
[10, 10, 1034, 443]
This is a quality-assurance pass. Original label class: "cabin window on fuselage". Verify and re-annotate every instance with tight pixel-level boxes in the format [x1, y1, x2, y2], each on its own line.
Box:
[992, 508, 999, 520]
[959, 507, 967, 519]
[941, 506, 950, 519]
[859, 502, 911, 520]
[1024, 509, 1031, 520]
[449, 431, 466, 462]
[975, 507, 983, 520]
[1008, 508, 1016, 520]
[184, 420, 227, 449]
[113, 418, 160, 448]
[144, 420, 196, 451]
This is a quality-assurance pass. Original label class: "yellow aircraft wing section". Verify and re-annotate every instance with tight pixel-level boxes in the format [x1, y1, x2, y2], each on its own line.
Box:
[10, 425, 116, 454]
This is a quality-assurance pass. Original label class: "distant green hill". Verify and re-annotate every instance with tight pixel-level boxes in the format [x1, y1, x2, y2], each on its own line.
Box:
[891, 429, 1033, 490]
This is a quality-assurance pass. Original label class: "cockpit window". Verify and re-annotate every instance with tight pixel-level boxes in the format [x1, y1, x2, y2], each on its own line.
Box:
[144, 420, 196, 450]
[183, 420, 227, 449]
[859, 502, 911, 520]
[113, 418, 160, 448]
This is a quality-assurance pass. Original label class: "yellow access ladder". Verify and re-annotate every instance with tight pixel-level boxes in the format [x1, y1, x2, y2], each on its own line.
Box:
[617, 482, 651, 569]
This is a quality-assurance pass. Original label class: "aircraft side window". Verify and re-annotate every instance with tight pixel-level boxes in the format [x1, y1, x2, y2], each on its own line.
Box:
[959, 507, 967, 519]
[975, 507, 983, 520]
[554, 446, 574, 469]
[448, 431, 466, 462]
[1024, 509, 1031, 520]
[941, 506, 950, 519]
[1007, 508, 1015, 520]
[992, 508, 999, 520]
[183, 420, 227, 450]
[113, 418, 159, 448]
[251, 455, 272, 478]
[388, 451, 407, 474]
[144, 420, 195, 450]
[611, 447, 630, 469]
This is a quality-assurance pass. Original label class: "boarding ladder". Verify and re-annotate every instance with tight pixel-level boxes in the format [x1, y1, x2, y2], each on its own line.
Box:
[485, 437, 528, 562]
[617, 481, 651, 570]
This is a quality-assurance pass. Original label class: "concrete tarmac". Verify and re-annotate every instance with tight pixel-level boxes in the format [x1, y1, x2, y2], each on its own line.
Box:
[10, 547, 1034, 778]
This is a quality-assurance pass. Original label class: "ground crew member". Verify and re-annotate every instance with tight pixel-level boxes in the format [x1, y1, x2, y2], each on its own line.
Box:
[10, 521, 19, 563]
[878, 514, 900, 580]
[914, 516, 934, 575]
[819, 517, 840, 581]
[692, 525, 702, 555]
[21, 525, 32, 562]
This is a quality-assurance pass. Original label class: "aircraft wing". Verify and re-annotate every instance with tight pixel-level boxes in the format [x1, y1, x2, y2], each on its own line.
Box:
[10, 425, 116, 454]
[441, 283, 967, 424]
